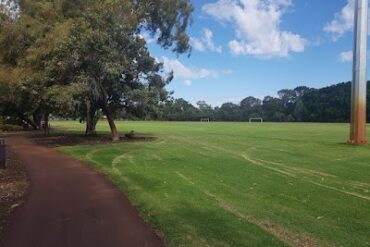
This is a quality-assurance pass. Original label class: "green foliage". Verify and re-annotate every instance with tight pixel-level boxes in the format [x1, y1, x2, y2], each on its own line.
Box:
[0, 0, 193, 135]
[156, 81, 363, 123]
[0, 123, 23, 131]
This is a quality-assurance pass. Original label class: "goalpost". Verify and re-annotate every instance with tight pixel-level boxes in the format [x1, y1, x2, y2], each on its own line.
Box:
[200, 118, 210, 122]
[249, 117, 263, 123]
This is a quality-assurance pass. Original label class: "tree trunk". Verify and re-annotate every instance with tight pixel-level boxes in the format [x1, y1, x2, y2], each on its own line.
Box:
[106, 112, 119, 141]
[20, 116, 38, 130]
[102, 104, 119, 141]
[33, 110, 42, 129]
[97, 80, 119, 141]
[85, 101, 98, 136]
[43, 112, 50, 135]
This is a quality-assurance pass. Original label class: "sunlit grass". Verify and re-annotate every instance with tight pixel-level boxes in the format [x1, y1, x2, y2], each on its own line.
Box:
[55, 121, 370, 247]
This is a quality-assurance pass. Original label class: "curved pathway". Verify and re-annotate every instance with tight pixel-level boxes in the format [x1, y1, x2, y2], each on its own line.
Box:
[1, 134, 162, 247]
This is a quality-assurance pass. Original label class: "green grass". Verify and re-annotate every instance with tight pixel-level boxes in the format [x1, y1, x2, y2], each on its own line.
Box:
[54, 121, 370, 247]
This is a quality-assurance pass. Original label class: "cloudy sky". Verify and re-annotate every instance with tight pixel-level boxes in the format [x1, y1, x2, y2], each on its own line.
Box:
[148, 0, 362, 106]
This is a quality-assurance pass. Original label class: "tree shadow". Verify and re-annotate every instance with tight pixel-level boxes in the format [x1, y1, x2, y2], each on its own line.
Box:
[28, 134, 157, 147]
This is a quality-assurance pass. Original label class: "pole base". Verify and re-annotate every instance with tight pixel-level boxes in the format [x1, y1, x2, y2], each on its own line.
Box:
[347, 139, 368, 145]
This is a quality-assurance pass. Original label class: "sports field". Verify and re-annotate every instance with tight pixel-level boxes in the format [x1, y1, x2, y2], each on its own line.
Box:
[54, 121, 370, 247]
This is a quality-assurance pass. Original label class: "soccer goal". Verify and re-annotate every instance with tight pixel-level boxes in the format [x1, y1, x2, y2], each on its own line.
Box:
[200, 118, 210, 122]
[249, 117, 263, 123]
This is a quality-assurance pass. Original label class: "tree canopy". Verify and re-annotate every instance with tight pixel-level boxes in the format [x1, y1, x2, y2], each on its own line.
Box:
[0, 0, 193, 139]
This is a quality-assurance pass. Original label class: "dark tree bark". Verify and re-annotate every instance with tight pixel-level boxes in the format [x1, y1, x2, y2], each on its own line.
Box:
[32, 110, 42, 129]
[101, 103, 119, 141]
[85, 100, 98, 136]
[43, 112, 50, 135]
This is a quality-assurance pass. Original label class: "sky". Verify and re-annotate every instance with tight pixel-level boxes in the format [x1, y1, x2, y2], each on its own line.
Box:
[147, 0, 363, 106]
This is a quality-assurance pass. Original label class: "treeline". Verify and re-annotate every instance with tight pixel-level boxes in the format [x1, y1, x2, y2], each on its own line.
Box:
[155, 82, 370, 123]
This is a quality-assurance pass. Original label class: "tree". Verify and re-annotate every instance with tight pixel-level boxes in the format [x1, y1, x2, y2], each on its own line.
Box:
[197, 101, 213, 119]
[0, 0, 193, 140]
[262, 96, 284, 121]
[301, 82, 351, 122]
[46, 0, 193, 140]
[0, 0, 82, 130]
[240, 96, 262, 120]
[217, 102, 240, 121]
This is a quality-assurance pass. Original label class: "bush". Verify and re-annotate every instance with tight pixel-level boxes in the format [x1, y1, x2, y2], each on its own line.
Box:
[1, 124, 23, 132]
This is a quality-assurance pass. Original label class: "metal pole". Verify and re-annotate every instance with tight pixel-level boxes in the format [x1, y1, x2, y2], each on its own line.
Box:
[349, 0, 368, 145]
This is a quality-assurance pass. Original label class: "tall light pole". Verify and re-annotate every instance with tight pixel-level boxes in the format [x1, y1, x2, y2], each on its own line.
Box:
[349, 0, 368, 145]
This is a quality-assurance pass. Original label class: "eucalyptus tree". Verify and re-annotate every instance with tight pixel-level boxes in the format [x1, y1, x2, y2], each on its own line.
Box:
[0, 0, 37, 127]
[0, 0, 193, 139]
[47, 0, 193, 140]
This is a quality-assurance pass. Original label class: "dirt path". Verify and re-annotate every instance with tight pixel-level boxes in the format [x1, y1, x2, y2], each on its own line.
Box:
[0, 149, 27, 238]
[0, 134, 163, 247]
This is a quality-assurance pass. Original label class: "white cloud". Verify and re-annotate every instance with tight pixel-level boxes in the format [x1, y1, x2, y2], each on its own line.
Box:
[138, 31, 157, 44]
[202, 0, 306, 59]
[191, 38, 206, 51]
[191, 28, 222, 53]
[339, 50, 353, 62]
[222, 69, 233, 75]
[162, 56, 219, 86]
[162, 57, 232, 86]
[324, 0, 355, 40]
[183, 80, 193, 86]
[324, 0, 370, 41]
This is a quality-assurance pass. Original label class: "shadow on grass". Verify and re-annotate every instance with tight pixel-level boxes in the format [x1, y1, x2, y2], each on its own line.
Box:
[27, 124, 158, 148]
[29, 132, 157, 148]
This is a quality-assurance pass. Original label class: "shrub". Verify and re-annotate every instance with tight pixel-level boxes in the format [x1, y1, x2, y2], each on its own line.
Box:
[1, 124, 23, 132]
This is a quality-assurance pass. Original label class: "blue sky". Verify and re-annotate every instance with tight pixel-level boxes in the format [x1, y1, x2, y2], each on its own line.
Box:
[148, 0, 361, 106]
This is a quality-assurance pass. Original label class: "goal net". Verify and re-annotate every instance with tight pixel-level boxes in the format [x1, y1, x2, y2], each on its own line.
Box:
[200, 118, 210, 122]
[249, 117, 263, 123]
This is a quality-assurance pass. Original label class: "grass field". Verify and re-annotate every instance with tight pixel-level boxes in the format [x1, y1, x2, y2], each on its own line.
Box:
[54, 121, 370, 247]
